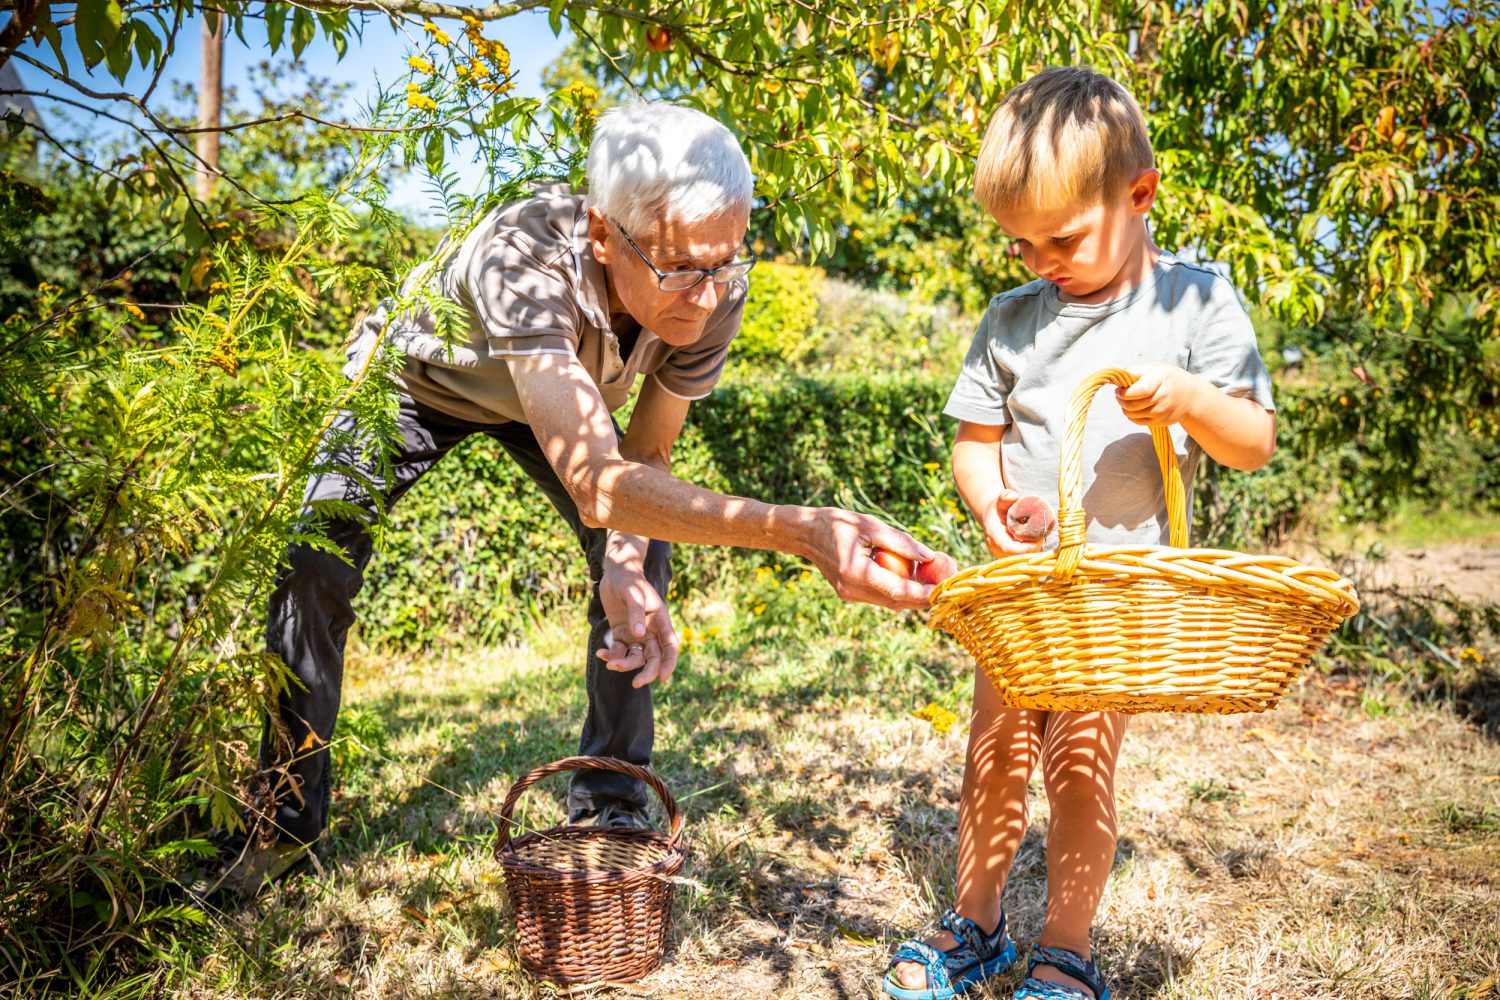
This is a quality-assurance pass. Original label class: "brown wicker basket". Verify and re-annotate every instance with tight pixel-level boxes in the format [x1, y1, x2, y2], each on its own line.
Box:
[929, 367, 1361, 715]
[493, 756, 688, 985]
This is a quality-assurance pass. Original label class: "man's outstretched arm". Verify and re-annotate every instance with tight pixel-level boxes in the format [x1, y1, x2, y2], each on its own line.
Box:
[507, 352, 938, 610]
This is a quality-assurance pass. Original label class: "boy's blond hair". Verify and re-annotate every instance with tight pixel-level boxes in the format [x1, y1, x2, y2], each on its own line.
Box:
[974, 66, 1154, 217]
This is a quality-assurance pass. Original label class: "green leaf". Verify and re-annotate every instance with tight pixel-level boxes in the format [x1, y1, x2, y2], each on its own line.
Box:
[549, 0, 567, 36]
[425, 130, 446, 176]
[76, 0, 124, 57]
[291, 7, 315, 58]
[183, 206, 209, 252]
[265, 4, 287, 52]
[104, 23, 135, 80]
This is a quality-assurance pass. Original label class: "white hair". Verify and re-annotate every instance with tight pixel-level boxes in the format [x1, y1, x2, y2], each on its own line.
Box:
[585, 100, 754, 234]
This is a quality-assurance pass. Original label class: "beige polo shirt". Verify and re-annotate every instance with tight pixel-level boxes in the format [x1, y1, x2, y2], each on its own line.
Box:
[343, 186, 746, 424]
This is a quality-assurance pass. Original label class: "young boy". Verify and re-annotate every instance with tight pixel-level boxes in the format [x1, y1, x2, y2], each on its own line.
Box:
[884, 67, 1275, 1000]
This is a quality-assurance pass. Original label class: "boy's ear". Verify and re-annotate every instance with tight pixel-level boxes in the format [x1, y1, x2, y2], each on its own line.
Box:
[587, 206, 613, 265]
[1128, 168, 1160, 215]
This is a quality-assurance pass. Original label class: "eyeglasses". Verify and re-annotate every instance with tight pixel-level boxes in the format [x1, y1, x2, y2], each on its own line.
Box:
[611, 219, 757, 292]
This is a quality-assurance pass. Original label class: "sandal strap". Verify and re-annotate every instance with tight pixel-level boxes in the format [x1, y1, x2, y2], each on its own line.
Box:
[889, 940, 954, 991]
[885, 908, 1012, 994]
[1024, 945, 1107, 999]
[939, 908, 1005, 954]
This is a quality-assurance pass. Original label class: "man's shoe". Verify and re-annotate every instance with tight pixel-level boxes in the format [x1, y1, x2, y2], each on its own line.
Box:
[180, 828, 322, 903]
[570, 801, 654, 830]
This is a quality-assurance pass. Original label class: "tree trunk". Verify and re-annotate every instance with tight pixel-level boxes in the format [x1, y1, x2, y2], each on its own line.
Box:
[195, 10, 225, 200]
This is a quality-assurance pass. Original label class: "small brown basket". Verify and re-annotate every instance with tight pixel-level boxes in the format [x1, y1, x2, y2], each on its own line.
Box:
[493, 756, 688, 985]
[930, 367, 1361, 715]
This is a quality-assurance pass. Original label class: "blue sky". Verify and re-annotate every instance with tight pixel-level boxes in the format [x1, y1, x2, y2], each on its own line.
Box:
[9, 6, 572, 222]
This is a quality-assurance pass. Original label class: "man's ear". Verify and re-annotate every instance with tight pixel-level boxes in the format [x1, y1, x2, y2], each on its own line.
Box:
[587, 206, 613, 265]
[1128, 168, 1160, 216]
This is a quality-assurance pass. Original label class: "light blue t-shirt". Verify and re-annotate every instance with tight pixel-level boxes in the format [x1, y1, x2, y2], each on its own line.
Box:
[943, 253, 1275, 547]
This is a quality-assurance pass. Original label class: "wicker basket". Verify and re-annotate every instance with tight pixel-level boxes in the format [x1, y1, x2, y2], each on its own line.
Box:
[929, 367, 1360, 715]
[493, 756, 688, 985]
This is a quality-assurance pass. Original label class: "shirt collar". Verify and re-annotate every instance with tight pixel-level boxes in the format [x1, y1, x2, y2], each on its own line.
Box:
[571, 199, 611, 331]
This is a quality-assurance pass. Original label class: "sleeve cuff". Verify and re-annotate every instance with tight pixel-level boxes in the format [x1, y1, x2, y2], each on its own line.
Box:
[650, 371, 714, 401]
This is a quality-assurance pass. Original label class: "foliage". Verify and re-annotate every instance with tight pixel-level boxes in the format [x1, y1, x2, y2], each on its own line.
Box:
[726, 260, 825, 370]
[0, 59, 577, 982]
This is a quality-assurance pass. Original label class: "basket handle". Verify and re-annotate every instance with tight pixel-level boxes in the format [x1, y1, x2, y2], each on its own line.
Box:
[492, 755, 685, 858]
[1054, 368, 1188, 579]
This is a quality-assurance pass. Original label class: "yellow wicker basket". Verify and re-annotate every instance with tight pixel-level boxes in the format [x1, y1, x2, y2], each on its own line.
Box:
[929, 367, 1360, 715]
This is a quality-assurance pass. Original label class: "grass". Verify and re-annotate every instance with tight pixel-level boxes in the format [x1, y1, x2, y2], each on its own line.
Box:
[96, 572, 1500, 998]
[1335, 503, 1500, 551]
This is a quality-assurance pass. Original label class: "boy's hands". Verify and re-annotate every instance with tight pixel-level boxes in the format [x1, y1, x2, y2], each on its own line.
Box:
[1115, 364, 1207, 428]
[982, 490, 1050, 557]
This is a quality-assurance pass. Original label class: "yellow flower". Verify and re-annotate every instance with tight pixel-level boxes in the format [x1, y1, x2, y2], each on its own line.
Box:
[480, 80, 514, 95]
[761, 79, 783, 94]
[566, 80, 598, 103]
[461, 13, 481, 29]
[123, 302, 145, 320]
[407, 93, 438, 112]
[912, 702, 960, 735]
[408, 56, 435, 74]
[753, 603, 766, 616]
[468, 59, 490, 78]
[422, 21, 451, 46]
[924, 462, 940, 470]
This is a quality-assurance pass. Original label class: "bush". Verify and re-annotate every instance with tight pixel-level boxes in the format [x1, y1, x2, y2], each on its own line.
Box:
[728, 260, 825, 369]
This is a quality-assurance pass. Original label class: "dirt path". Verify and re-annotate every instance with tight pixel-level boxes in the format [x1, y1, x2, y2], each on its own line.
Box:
[1354, 543, 1500, 605]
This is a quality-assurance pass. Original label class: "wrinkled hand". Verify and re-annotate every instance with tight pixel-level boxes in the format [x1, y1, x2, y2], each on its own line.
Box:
[1115, 364, 1206, 428]
[801, 507, 938, 610]
[597, 566, 679, 688]
[983, 490, 1048, 557]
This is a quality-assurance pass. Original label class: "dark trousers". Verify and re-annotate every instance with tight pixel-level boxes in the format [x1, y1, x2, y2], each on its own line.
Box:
[261, 393, 667, 845]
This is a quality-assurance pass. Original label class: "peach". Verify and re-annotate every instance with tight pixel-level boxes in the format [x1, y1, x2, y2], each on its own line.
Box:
[1005, 495, 1055, 543]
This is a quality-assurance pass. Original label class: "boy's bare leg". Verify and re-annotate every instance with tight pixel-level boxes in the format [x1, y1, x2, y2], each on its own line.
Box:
[892, 672, 1044, 989]
[1033, 709, 1129, 997]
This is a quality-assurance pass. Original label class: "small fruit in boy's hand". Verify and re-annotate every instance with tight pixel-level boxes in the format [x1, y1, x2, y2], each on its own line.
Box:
[1005, 495, 1055, 542]
[914, 553, 958, 586]
[872, 548, 915, 578]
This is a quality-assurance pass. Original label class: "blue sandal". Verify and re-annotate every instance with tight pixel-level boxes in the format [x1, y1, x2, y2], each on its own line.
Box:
[882, 908, 1018, 999]
[1014, 945, 1110, 1000]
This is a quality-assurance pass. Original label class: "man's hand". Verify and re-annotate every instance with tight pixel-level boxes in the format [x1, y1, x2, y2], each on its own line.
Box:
[597, 566, 679, 688]
[1115, 364, 1206, 428]
[982, 490, 1048, 557]
[795, 507, 938, 610]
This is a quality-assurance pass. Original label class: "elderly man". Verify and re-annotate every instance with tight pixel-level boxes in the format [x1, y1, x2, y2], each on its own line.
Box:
[199, 101, 946, 896]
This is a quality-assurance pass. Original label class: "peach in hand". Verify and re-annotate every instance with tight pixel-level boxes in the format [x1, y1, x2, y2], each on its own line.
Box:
[914, 552, 959, 585]
[1005, 495, 1055, 543]
[872, 548, 915, 578]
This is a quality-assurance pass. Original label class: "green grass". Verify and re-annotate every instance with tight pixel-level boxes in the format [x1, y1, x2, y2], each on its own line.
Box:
[1338, 503, 1500, 550]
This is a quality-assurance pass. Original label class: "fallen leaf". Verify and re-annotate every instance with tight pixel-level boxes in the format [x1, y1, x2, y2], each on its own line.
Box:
[839, 927, 878, 946]
[1469, 973, 1497, 999]
[401, 906, 431, 927]
[1244, 728, 1279, 742]
[471, 954, 513, 975]
[297, 731, 326, 752]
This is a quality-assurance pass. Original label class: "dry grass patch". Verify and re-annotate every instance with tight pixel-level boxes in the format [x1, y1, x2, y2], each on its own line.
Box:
[178, 605, 1499, 999]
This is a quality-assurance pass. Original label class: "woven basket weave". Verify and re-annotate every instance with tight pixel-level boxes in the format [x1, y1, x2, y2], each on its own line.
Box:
[930, 367, 1360, 715]
[494, 756, 688, 985]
